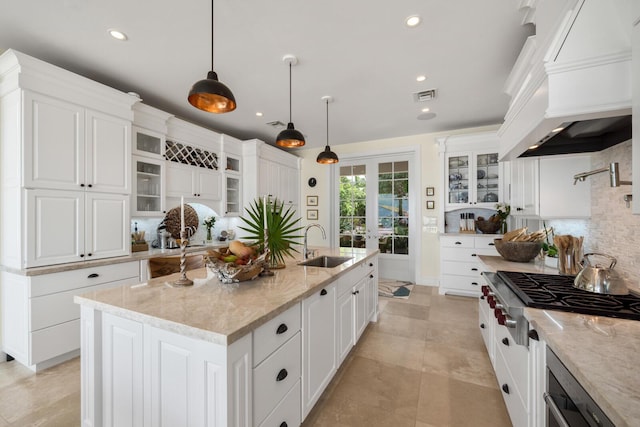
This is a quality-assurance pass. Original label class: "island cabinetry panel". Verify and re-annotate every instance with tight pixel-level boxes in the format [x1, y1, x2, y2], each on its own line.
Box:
[302, 283, 337, 419]
[1, 261, 139, 372]
[252, 303, 301, 427]
[439, 235, 498, 296]
[82, 308, 252, 427]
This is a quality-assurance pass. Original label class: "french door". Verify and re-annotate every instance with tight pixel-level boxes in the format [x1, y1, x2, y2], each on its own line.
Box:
[335, 153, 417, 282]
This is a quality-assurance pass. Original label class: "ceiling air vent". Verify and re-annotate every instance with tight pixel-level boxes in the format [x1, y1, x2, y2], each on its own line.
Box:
[266, 120, 285, 128]
[413, 89, 437, 102]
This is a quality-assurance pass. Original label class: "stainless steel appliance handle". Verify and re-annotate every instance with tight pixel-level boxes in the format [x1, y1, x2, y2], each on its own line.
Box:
[544, 392, 571, 427]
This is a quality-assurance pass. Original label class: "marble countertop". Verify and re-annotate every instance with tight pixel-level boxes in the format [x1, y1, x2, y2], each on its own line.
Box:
[75, 247, 378, 346]
[6, 242, 230, 276]
[479, 255, 640, 427]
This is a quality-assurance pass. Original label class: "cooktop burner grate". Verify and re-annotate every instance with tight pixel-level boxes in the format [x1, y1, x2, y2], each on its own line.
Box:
[497, 271, 640, 321]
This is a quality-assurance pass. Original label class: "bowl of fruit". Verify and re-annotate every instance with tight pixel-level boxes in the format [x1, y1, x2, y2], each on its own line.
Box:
[205, 241, 266, 283]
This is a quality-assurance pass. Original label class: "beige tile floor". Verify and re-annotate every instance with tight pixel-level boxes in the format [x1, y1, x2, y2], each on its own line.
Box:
[0, 285, 511, 427]
[302, 285, 512, 427]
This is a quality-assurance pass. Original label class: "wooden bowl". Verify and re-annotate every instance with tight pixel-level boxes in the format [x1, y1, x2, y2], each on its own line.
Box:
[493, 239, 542, 263]
[475, 219, 501, 234]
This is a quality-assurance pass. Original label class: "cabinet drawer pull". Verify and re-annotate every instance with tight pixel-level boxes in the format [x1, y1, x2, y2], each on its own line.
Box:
[276, 368, 288, 382]
[480, 323, 485, 329]
[528, 329, 539, 341]
[471, 282, 478, 286]
[88, 273, 100, 279]
[488, 242, 495, 246]
[471, 253, 477, 257]
[471, 268, 478, 272]
[502, 337, 510, 346]
[280, 423, 288, 427]
[502, 384, 510, 394]
[276, 323, 288, 335]
[455, 241, 462, 245]
[320, 289, 327, 296]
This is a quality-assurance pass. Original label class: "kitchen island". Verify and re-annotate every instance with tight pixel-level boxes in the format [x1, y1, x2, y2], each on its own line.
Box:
[479, 255, 640, 427]
[75, 247, 378, 427]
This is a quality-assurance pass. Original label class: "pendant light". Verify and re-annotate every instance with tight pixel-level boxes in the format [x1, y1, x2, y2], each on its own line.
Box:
[317, 96, 339, 164]
[188, 0, 236, 113]
[276, 55, 305, 148]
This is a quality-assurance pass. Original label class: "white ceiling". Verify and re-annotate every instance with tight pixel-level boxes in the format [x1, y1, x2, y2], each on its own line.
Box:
[0, 0, 534, 150]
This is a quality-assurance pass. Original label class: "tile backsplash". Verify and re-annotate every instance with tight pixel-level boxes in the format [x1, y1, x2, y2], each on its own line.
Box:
[585, 140, 640, 289]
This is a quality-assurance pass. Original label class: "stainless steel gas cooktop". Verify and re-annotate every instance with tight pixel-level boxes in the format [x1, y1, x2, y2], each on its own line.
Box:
[497, 271, 640, 321]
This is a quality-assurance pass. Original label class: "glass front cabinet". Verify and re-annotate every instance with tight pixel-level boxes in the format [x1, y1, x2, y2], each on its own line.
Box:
[132, 127, 166, 216]
[223, 154, 242, 216]
[438, 132, 503, 214]
[445, 150, 501, 210]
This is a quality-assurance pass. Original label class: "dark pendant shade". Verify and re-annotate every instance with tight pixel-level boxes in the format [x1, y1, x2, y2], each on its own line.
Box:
[276, 122, 306, 148]
[317, 145, 339, 164]
[188, 71, 236, 113]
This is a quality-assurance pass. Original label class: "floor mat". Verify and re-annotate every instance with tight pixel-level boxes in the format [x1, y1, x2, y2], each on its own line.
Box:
[378, 279, 414, 299]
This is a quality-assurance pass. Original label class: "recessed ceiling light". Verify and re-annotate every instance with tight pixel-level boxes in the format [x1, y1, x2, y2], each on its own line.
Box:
[406, 15, 421, 27]
[256, 112, 263, 117]
[551, 126, 565, 133]
[108, 29, 128, 41]
[421, 107, 430, 113]
[528, 144, 541, 150]
[416, 75, 426, 82]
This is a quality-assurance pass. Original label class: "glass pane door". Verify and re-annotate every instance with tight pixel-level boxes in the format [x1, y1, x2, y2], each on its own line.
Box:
[377, 161, 409, 254]
[448, 154, 469, 204]
[339, 164, 367, 249]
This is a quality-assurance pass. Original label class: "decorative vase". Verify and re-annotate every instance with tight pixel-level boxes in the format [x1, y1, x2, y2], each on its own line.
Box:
[206, 227, 213, 242]
[500, 221, 508, 234]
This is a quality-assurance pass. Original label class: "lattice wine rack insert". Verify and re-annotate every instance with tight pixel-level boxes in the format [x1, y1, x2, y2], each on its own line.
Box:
[165, 140, 219, 170]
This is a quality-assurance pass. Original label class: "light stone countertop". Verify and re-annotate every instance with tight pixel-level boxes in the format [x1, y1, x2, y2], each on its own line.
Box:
[75, 247, 378, 346]
[479, 255, 640, 427]
[5, 242, 231, 276]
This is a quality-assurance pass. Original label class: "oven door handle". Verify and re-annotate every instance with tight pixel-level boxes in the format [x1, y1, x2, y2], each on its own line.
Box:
[544, 392, 571, 427]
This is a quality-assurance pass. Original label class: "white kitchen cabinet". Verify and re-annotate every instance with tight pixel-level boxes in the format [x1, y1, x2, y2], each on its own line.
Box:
[509, 158, 539, 217]
[132, 126, 165, 159]
[24, 92, 131, 194]
[243, 139, 301, 211]
[132, 155, 165, 216]
[1, 261, 139, 372]
[166, 162, 222, 202]
[25, 189, 129, 267]
[365, 258, 378, 322]
[478, 290, 495, 367]
[302, 282, 336, 419]
[439, 235, 499, 296]
[353, 277, 367, 341]
[438, 131, 504, 212]
[335, 288, 355, 366]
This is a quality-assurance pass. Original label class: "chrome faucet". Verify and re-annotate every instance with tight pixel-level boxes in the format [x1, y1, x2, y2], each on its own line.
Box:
[303, 223, 326, 259]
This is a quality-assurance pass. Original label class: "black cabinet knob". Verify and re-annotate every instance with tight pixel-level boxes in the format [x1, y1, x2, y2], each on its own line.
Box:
[455, 241, 462, 245]
[80, 183, 85, 187]
[528, 329, 539, 341]
[87, 184, 92, 188]
[276, 323, 288, 335]
[280, 423, 288, 427]
[471, 253, 477, 257]
[502, 337, 510, 346]
[87, 253, 92, 257]
[276, 368, 288, 382]
[369, 263, 373, 267]
[79, 254, 85, 258]
[88, 273, 99, 278]
[502, 384, 510, 394]
[480, 323, 485, 329]
[320, 289, 327, 296]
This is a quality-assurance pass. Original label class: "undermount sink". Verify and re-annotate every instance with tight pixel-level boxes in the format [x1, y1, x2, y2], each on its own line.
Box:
[298, 255, 353, 268]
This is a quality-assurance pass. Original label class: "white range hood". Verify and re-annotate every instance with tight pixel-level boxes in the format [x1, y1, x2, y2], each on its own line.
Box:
[498, 0, 633, 160]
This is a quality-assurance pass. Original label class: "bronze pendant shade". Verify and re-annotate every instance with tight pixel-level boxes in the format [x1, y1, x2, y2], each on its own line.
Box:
[188, 0, 236, 113]
[276, 56, 305, 148]
[317, 96, 339, 164]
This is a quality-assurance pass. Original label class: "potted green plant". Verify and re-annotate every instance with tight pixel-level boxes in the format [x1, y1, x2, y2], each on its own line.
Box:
[238, 197, 303, 268]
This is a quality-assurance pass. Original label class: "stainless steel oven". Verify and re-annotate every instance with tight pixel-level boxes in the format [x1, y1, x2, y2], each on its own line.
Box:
[545, 348, 614, 427]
